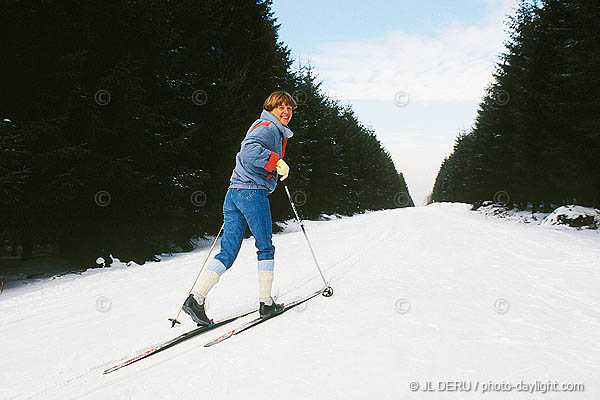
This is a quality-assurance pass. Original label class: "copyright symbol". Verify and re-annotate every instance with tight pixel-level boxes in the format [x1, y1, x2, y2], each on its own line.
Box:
[494, 190, 510, 206]
[494, 298, 510, 314]
[394, 298, 411, 314]
[410, 381, 419, 391]
[190, 190, 207, 207]
[394, 91, 410, 107]
[292, 190, 307, 207]
[96, 296, 112, 312]
[292, 296, 308, 312]
[493, 89, 510, 106]
[95, 190, 111, 207]
[191, 90, 208, 105]
[394, 191, 410, 207]
[94, 90, 111, 106]
[292, 90, 307, 105]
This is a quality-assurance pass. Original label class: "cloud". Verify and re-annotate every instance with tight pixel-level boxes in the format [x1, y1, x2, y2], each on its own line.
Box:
[294, 0, 519, 205]
[310, 0, 517, 103]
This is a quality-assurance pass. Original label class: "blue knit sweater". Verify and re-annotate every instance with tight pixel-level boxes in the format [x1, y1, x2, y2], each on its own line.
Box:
[229, 110, 294, 194]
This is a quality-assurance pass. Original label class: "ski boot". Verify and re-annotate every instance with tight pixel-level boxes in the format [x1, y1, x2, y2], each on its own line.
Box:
[259, 298, 284, 319]
[182, 294, 211, 326]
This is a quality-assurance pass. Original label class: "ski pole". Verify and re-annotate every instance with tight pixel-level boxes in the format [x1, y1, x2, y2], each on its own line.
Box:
[284, 185, 333, 297]
[169, 222, 225, 327]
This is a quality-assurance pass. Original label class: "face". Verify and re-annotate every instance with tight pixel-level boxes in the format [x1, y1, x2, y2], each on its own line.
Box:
[270, 103, 293, 126]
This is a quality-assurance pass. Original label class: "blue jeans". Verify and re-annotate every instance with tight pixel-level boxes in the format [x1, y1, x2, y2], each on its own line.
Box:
[208, 189, 275, 275]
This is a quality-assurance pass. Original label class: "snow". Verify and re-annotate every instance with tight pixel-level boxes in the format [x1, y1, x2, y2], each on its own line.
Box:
[475, 202, 551, 224]
[476, 202, 600, 230]
[1, 203, 599, 399]
[541, 205, 600, 229]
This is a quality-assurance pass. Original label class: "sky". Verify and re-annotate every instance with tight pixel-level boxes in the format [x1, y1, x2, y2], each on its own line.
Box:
[272, 0, 519, 205]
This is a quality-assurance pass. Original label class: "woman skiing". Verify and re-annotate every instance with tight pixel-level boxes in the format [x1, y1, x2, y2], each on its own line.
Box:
[182, 91, 297, 325]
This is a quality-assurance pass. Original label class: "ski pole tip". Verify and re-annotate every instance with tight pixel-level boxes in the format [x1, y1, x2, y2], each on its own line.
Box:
[322, 286, 333, 297]
[168, 318, 181, 328]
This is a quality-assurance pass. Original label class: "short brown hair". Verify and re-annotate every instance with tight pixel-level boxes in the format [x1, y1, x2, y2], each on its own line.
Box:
[263, 91, 297, 111]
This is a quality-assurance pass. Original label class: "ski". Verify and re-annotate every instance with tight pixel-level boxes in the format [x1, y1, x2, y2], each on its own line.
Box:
[103, 307, 257, 374]
[204, 287, 325, 347]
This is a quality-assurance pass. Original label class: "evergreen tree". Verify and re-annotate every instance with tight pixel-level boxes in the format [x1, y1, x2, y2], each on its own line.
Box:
[432, 0, 600, 210]
[1, 0, 413, 267]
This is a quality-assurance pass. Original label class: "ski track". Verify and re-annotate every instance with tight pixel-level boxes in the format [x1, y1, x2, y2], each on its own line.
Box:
[1, 203, 599, 399]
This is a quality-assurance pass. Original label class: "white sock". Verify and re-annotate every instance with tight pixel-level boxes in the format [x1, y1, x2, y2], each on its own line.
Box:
[258, 270, 274, 304]
[192, 269, 220, 304]
[260, 297, 273, 306]
[192, 292, 206, 305]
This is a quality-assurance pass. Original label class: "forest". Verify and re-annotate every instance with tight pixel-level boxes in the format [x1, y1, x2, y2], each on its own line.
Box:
[0, 0, 413, 266]
[432, 0, 599, 211]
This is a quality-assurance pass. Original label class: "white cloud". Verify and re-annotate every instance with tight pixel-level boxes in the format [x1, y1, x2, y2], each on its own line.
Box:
[310, 0, 517, 103]
[293, 0, 519, 206]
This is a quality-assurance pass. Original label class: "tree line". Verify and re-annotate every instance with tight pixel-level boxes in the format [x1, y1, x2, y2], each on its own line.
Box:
[432, 0, 599, 211]
[0, 0, 412, 265]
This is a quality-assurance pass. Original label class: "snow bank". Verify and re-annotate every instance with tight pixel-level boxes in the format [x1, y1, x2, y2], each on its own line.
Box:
[541, 205, 600, 229]
[473, 202, 550, 224]
[474, 202, 600, 230]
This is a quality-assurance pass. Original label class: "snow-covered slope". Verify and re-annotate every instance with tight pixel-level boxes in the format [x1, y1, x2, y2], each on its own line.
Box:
[1, 203, 599, 399]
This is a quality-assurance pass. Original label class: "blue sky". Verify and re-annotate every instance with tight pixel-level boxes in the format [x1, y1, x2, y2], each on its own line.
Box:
[273, 0, 488, 54]
[272, 0, 518, 205]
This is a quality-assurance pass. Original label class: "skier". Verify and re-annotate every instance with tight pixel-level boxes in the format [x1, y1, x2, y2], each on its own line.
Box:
[182, 91, 297, 326]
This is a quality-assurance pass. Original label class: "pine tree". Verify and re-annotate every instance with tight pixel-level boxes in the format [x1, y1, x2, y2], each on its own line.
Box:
[432, 0, 600, 209]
